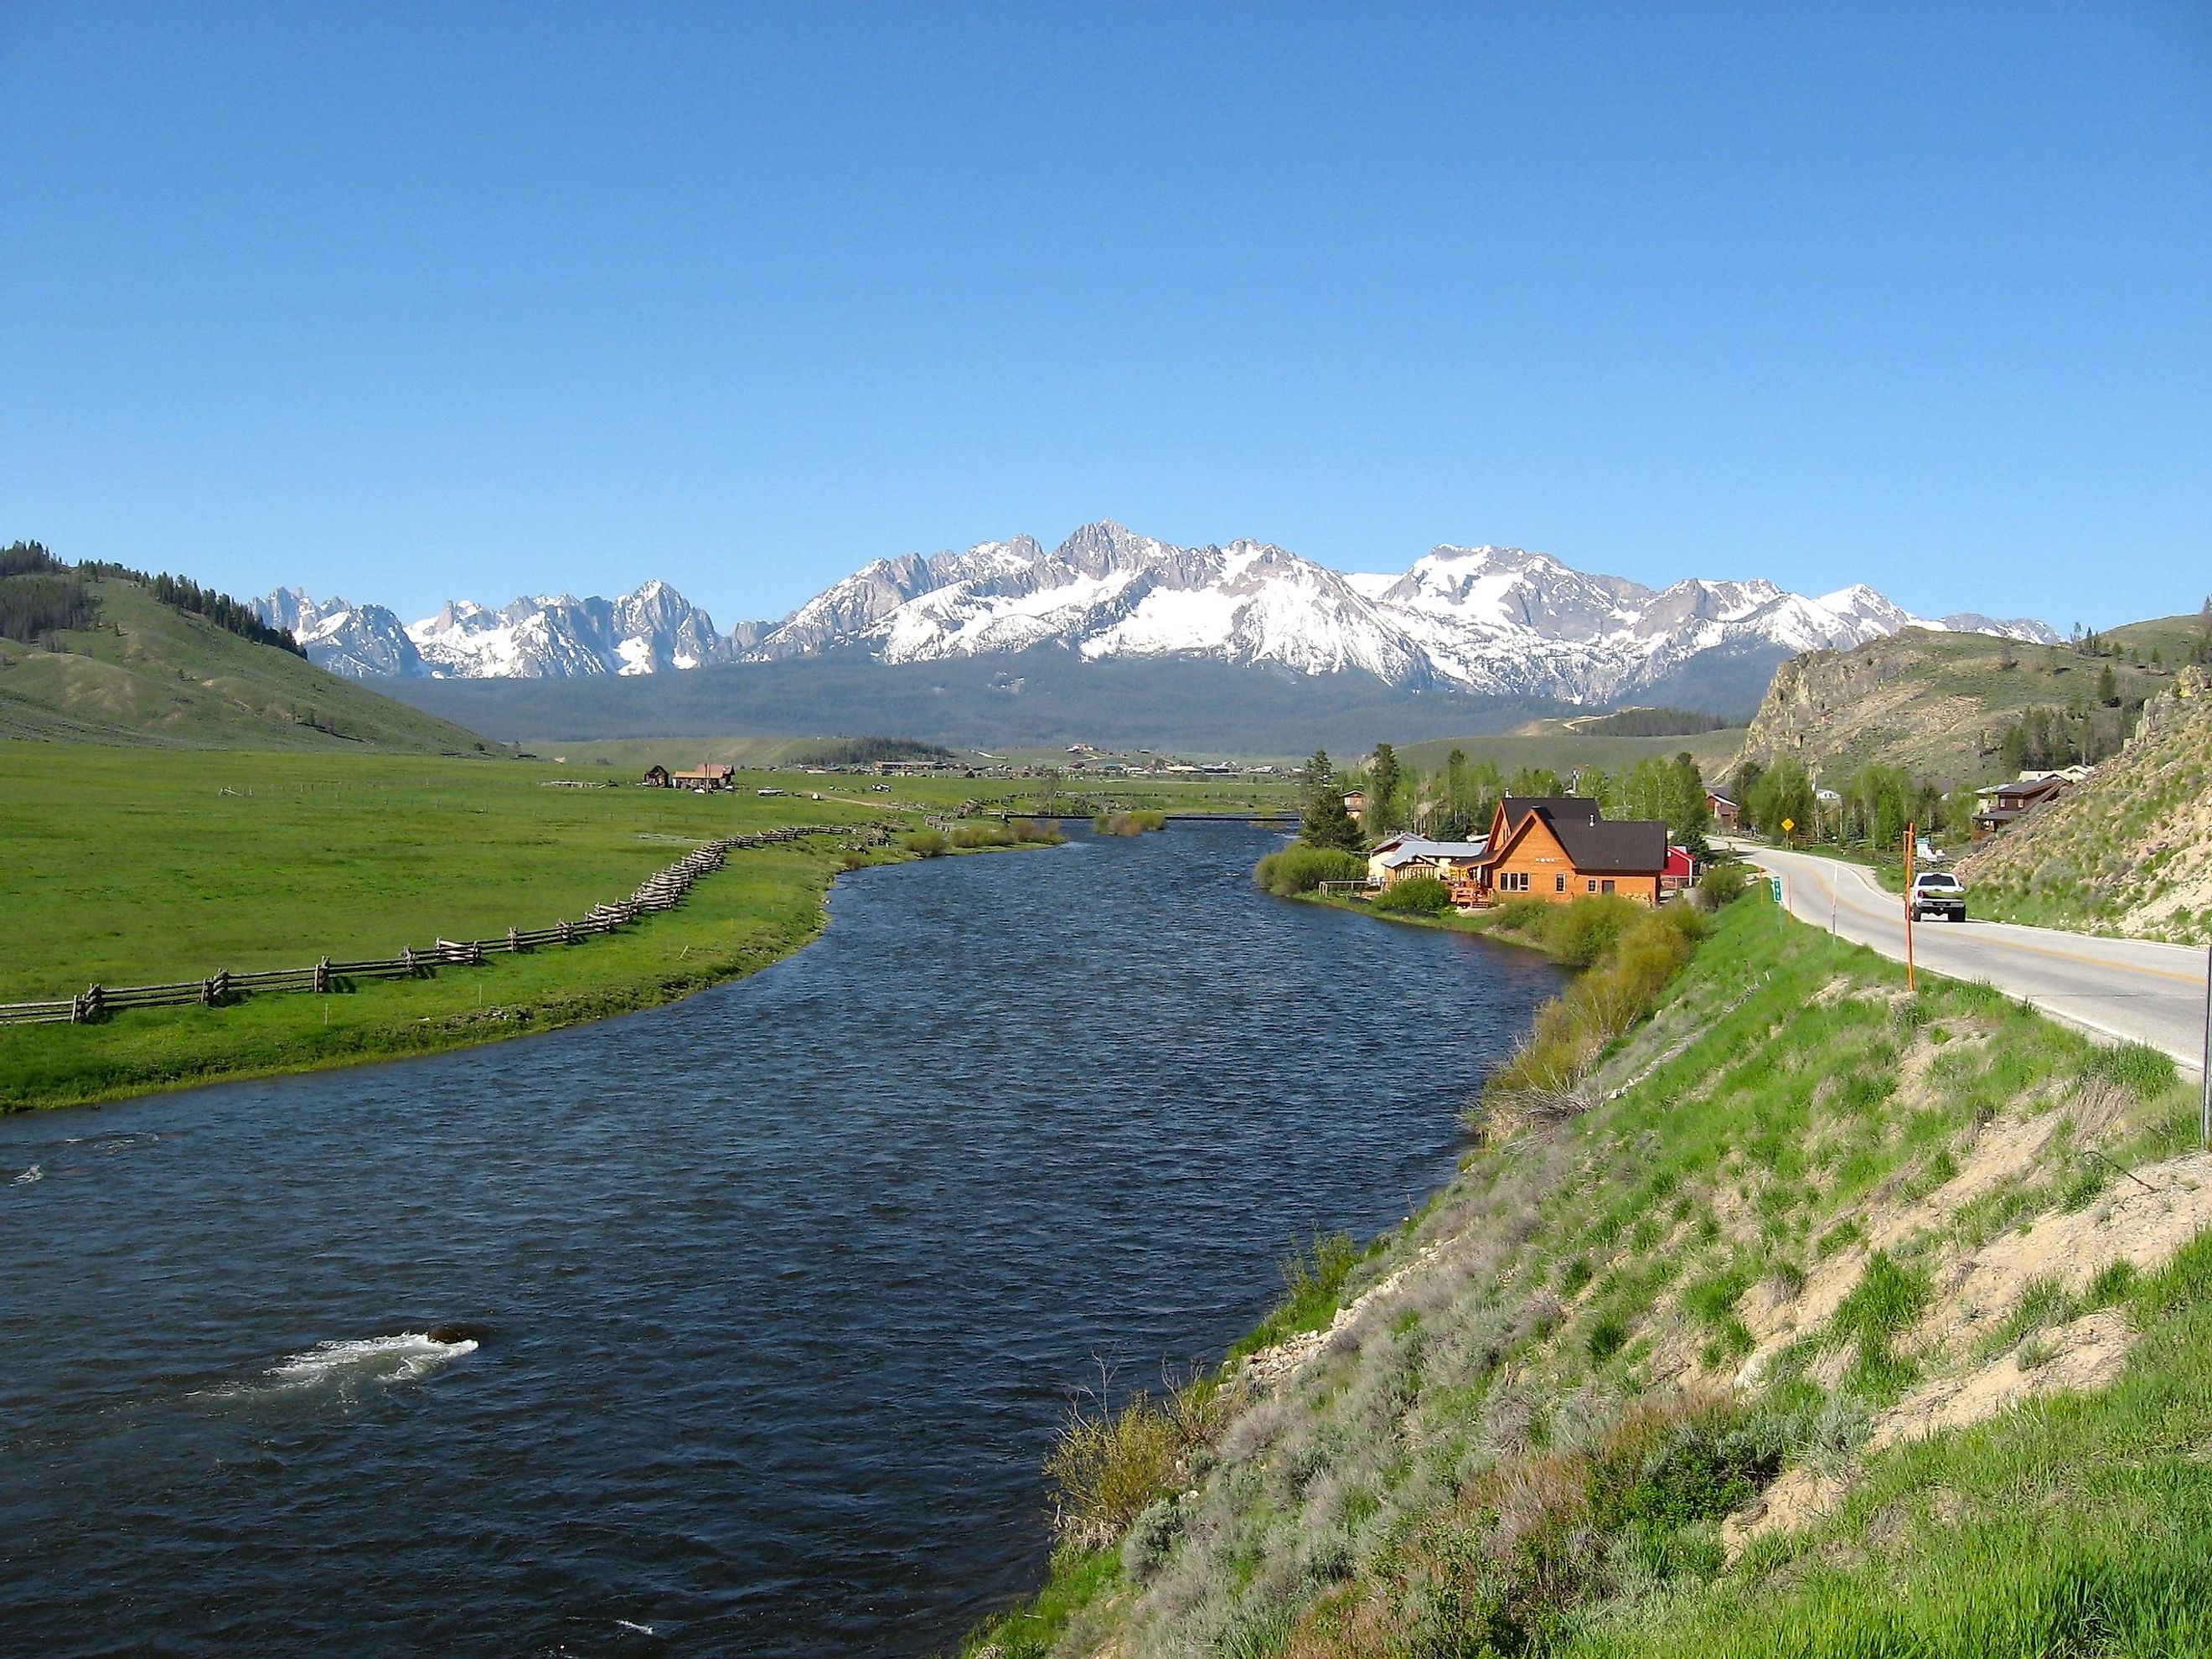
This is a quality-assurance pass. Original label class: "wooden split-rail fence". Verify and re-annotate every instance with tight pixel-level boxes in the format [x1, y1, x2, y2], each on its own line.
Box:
[0, 823, 885, 1027]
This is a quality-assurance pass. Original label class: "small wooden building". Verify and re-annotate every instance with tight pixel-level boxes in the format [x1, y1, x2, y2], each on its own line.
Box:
[671, 762, 737, 792]
[643, 765, 672, 788]
[1707, 792, 1739, 833]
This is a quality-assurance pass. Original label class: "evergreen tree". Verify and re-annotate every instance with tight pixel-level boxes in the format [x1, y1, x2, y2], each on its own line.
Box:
[1366, 742, 1403, 836]
[1300, 751, 1364, 851]
[2096, 664, 2119, 707]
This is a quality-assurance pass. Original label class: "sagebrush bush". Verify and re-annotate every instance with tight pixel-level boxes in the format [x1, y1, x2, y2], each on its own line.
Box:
[1253, 845, 1367, 896]
[1123, 1498, 1184, 1581]
[1095, 809, 1168, 836]
[903, 829, 948, 857]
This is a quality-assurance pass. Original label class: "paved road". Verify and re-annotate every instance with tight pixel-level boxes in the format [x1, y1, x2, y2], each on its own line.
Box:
[1734, 843, 2209, 1071]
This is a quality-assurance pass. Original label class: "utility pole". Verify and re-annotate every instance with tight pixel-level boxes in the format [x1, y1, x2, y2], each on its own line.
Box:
[2200, 942, 2209, 1152]
[1903, 821, 1917, 995]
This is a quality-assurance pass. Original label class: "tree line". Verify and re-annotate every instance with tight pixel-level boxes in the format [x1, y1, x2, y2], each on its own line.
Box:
[1295, 742, 1715, 855]
[0, 541, 97, 645]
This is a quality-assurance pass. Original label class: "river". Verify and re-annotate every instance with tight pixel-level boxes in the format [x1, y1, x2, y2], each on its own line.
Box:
[0, 823, 1562, 1656]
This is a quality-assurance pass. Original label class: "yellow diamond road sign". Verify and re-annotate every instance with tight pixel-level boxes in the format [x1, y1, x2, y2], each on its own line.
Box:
[1781, 817, 1795, 834]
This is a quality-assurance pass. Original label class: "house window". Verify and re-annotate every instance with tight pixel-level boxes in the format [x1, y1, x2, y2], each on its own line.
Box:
[1586, 878, 1597, 892]
[1601, 879, 1615, 894]
[1554, 874, 1566, 892]
[1500, 871, 1529, 893]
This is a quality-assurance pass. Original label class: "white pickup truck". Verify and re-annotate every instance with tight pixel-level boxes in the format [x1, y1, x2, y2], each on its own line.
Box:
[1910, 871, 1968, 923]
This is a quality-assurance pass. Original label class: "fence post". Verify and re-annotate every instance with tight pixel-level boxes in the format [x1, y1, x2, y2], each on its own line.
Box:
[313, 958, 330, 994]
[74, 984, 103, 1023]
[507, 927, 519, 954]
[401, 945, 416, 974]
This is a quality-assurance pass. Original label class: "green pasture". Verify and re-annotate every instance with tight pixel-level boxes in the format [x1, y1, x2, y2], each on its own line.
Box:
[530, 745, 1301, 818]
[0, 742, 900, 1109]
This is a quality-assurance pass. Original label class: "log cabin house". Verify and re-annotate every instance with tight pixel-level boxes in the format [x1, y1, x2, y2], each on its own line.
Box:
[1454, 797, 1672, 907]
[643, 765, 672, 788]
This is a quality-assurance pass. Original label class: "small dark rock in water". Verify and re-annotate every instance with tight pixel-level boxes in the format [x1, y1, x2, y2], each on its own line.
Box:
[426, 1323, 483, 1346]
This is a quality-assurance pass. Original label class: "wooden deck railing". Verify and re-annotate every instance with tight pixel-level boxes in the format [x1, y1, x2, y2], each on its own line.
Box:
[0, 823, 886, 1027]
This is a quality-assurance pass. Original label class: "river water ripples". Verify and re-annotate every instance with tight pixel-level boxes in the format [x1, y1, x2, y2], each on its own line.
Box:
[0, 823, 1560, 1656]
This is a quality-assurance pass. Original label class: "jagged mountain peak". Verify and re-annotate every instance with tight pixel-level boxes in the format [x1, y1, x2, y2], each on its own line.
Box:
[256, 578, 736, 680]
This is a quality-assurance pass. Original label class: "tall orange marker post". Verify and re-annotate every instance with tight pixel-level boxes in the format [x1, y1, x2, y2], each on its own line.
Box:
[1903, 821, 1917, 995]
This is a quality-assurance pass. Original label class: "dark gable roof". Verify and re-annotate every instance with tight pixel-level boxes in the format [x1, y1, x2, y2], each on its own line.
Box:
[1546, 812, 1669, 874]
[1499, 796, 1599, 835]
[1486, 796, 1668, 875]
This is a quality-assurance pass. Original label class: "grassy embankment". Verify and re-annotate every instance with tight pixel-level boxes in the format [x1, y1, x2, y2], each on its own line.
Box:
[972, 888, 2209, 1657]
[0, 742, 928, 1111]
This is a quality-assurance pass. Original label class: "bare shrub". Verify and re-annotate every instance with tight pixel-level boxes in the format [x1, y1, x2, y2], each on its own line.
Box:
[1047, 1365, 1225, 1549]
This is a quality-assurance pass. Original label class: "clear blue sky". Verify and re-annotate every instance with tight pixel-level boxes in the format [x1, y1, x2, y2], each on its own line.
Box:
[3, 3, 2206, 631]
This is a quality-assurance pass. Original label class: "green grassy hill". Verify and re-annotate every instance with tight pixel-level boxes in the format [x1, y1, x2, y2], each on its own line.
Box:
[0, 571, 490, 752]
[1737, 625, 2176, 788]
[1398, 721, 1747, 781]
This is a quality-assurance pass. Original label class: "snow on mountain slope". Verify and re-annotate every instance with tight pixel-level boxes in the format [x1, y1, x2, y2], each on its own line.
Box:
[742, 525, 2049, 703]
[262, 524, 2050, 701]
[255, 581, 736, 679]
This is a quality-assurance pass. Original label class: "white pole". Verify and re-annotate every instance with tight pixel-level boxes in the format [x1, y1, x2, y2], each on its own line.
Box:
[2200, 943, 2210, 1152]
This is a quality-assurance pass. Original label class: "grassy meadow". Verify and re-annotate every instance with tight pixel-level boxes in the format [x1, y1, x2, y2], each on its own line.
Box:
[535, 745, 1302, 818]
[0, 742, 901, 1109]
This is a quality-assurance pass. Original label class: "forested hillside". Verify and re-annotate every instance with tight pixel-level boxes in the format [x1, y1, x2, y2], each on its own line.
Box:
[0, 543, 492, 753]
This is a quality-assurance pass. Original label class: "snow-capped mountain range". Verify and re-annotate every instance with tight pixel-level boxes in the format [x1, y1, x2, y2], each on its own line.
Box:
[258, 522, 2055, 703]
[256, 581, 739, 681]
